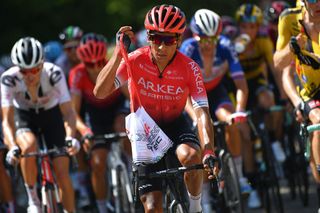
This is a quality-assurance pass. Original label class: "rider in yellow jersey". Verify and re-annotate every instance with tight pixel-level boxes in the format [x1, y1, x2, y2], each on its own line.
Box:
[235, 3, 287, 208]
[274, 0, 320, 189]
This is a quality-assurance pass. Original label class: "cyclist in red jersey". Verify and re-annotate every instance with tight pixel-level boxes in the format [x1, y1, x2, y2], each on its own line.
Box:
[69, 33, 129, 212]
[94, 4, 217, 213]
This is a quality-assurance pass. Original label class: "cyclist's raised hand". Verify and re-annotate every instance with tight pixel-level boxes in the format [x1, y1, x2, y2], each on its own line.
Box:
[65, 137, 81, 156]
[202, 149, 219, 179]
[115, 26, 135, 54]
[6, 145, 20, 166]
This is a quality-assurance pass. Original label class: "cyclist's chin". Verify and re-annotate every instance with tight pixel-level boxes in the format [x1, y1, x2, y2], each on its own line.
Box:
[24, 78, 39, 86]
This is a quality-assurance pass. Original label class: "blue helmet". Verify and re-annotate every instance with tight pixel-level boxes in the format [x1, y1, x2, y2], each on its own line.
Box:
[44, 41, 63, 62]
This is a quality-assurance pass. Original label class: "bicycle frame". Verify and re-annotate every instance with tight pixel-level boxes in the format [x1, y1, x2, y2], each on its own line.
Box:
[133, 154, 214, 213]
[20, 147, 66, 213]
[91, 132, 134, 213]
[40, 154, 62, 210]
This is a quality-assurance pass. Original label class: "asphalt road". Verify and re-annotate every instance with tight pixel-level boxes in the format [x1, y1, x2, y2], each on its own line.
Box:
[246, 178, 319, 213]
[14, 175, 319, 213]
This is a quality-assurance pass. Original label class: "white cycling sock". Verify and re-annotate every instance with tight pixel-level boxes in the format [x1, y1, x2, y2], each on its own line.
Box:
[188, 192, 202, 213]
[234, 156, 244, 178]
[25, 184, 40, 206]
[96, 199, 107, 213]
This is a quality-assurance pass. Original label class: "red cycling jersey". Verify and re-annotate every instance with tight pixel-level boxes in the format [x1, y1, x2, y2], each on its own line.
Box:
[115, 46, 208, 123]
[69, 63, 122, 108]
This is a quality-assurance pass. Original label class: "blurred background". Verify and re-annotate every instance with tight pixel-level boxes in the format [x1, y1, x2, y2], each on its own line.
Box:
[0, 0, 275, 53]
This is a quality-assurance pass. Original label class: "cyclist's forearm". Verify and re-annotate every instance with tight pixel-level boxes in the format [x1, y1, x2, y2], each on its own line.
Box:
[234, 78, 248, 111]
[282, 66, 301, 107]
[60, 102, 77, 137]
[75, 114, 90, 136]
[2, 120, 16, 148]
[274, 44, 294, 71]
[94, 47, 122, 99]
[195, 107, 214, 151]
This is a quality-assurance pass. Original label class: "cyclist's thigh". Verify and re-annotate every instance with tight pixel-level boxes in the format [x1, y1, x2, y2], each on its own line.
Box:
[14, 108, 38, 150]
[207, 84, 234, 121]
[161, 115, 201, 163]
[136, 158, 166, 196]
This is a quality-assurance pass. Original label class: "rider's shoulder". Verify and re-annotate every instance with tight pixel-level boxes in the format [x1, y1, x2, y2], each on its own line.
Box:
[279, 7, 302, 21]
[2, 66, 20, 77]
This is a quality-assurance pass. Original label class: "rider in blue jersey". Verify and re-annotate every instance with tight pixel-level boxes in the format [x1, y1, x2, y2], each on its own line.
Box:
[180, 9, 251, 212]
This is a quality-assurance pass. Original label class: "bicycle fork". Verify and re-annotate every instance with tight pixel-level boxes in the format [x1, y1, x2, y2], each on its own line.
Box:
[41, 156, 61, 211]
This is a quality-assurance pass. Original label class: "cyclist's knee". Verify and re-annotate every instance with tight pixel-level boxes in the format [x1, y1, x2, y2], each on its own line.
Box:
[91, 156, 107, 174]
[177, 144, 201, 166]
[140, 194, 162, 213]
[258, 91, 275, 108]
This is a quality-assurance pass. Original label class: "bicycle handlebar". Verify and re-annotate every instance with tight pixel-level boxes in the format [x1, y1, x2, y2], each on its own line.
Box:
[306, 123, 320, 133]
[19, 147, 67, 158]
[138, 163, 204, 179]
[82, 132, 127, 144]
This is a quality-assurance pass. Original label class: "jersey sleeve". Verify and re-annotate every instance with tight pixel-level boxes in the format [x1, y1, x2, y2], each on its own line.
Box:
[187, 60, 209, 109]
[68, 67, 82, 95]
[115, 59, 129, 89]
[221, 39, 244, 80]
[51, 66, 71, 104]
[276, 12, 292, 51]
[0, 73, 15, 107]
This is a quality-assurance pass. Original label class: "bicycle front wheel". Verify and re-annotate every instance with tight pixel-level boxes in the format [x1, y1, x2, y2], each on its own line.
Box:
[112, 165, 134, 213]
[221, 153, 244, 213]
[42, 186, 64, 213]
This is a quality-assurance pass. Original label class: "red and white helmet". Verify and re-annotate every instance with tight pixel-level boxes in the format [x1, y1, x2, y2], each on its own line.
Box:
[76, 33, 107, 63]
[144, 4, 186, 34]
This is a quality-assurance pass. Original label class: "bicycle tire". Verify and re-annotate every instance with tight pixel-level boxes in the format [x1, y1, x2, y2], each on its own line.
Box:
[260, 132, 284, 213]
[42, 187, 64, 213]
[221, 153, 244, 213]
[164, 175, 188, 213]
[113, 165, 134, 213]
[295, 154, 309, 206]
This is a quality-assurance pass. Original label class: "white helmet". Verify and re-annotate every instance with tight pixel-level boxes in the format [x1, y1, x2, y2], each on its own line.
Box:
[11, 37, 44, 69]
[190, 9, 222, 37]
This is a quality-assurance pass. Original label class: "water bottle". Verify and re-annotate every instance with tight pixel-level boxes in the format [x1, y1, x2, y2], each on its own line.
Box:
[234, 34, 251, 54]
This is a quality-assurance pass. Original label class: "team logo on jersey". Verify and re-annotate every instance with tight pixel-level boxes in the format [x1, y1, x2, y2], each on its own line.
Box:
[49, 70, 62, 86]
[188, 61, 204, 94]
[1, 75, 19, 87]
[137, 77, 184, 95]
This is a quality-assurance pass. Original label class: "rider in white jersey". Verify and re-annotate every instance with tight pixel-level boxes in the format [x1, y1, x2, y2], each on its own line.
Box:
[1, 37, 80, 213]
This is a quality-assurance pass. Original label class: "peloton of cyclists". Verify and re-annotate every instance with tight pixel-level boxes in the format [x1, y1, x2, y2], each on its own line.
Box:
[179, 8, 251, 212]
[274, 0, 320, 209]
[94, 4, 218, 213]
[69, 32, 130, 212]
